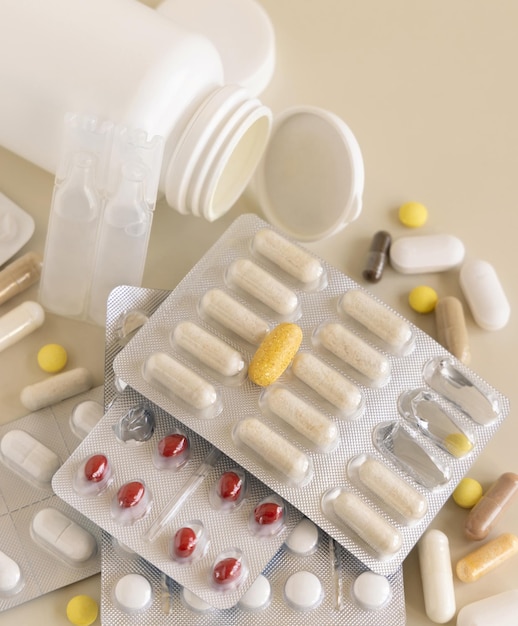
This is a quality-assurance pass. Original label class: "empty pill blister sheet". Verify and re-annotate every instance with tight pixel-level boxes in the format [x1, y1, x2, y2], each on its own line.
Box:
[112, 213, 510, 575]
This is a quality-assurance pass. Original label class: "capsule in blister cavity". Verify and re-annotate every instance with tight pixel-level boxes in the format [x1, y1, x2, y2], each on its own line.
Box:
[464, 472, 518, 541]
[226, 258, 299, 317]
[456, 533, 518, 582]
[262, 386, 339, 452]
[252, 228, 325, 287]
[390, 234, 465, 274]
[0, 550, 23, 596]
[362, 230, 391, 283]
[339, 289, 414, 355]
[172, 321, 245, 379]
[349, 455, 428, 523]
[248, 322, 302, 386]
[327, 490, 402, 557]
[233, 417, 312, 487]
[316, 322, 391, 386]
[418, 529, 456, 624]
[199, 288, 270, 345]
[142, 352, 219, 415]
[0, 429, 61, 488]
[435, 296, 470, 364]
[291, 352, 364, 419]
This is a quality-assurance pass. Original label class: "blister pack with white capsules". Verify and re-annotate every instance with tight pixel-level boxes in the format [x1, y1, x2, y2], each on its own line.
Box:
[112, 214, 510, 575]
[100, 517, 406, 625]
[0, 387, 103, 612]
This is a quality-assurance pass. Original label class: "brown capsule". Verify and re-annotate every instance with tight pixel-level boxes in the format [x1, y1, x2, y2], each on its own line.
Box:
[362, 231, 391, 283]
[435, 296, 470, 364]
[0, 251, 43, 306]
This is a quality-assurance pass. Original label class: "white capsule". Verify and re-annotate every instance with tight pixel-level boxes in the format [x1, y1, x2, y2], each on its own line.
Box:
[460, 259, 510, 331]
[317, 322, 391, 385]
[390, 234, 465, 274]
[340, 289, 414, 353]
[263, 386, 339, 452]
[31, 507, 97, 565]
[143, 352, 218, 412]
[457, 589, 518, 626]
[173, 321, 245, 378]
[200, 288, 270, 345]
[331, 491, 402, 557]
[0, 550, 22, 595]
[0, 300, 45, 353]
[291, 352, 363, 418]
[253, 228, 324, 285]
[227, 258, 299, 317]
[418, 529, 456, 624]
[0, 429, 60, 487]
[352, 455, 428, 522]
[20, 367, 93, 411]
[234, 417, 312, 486]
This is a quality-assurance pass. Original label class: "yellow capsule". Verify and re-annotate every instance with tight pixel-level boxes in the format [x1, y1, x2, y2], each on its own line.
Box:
[248, 323, 303, 387]
[456, 533, 518, 583]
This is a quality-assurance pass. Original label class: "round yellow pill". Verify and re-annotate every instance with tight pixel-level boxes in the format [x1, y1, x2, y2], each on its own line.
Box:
[408, 286, 438, 314]
[452, 477, 483, 509]
[398, 201, 428, 228]
[37, 343, 68, 373]
[66, 594, 99, 626]
[444, 432, 473, 458]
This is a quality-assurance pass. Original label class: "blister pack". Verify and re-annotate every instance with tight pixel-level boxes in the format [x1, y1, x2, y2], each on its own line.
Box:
[0, 387, 104, 612]
[111, 214, 510, 575]
[100, 518, 406, 625]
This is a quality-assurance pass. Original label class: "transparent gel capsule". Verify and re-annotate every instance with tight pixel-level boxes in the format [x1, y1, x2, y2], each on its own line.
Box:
[113, 404, 155, 444]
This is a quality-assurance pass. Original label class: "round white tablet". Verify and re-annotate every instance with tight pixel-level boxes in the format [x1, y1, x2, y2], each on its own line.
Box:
[238, 574, 271, 611]
[181, 587, 214, 614]
[284, 518, 319, 556]
[284, 571, 323, 610]
[351, 571, 392, 610]
[113, 573, 153, 613]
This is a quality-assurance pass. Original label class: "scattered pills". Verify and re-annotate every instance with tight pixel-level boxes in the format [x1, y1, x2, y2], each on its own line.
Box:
[456, 532, 518, 582]
[0, 428, 61, 487]
[456, 589, 518, 626]
[460, 258, 510, 330]
[284, 571, 323, 611]
[452, 477, 483, 509]
[20, 367, 93, 411]
[0, 300, 45, 353]
[398, 201, 428, 228]
[284, 518, 319, 556]
[418, 529, 456, 623]
[37, 343, 68, 373]
[113, 573, 153, 613]
[237, 574, 272, 611]
[66, 594, 99, 626]
[435, 296, 470, 364]
[408, 285, 438, 314]
[362, 230, 391, 283]
[248, 322, 302, 386]
[0, 549, 22, 596]
[390, 234, 465, 274]
[464, 472, 518, 541]
[351, 570, 392, 611]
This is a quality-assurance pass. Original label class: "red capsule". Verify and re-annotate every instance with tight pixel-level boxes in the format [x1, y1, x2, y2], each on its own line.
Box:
[158, 433, 189, 458]
[218, 471, 243, 501]
[212, 557, 241, 584]
[254, 502, 283, 525]
[117, 481, 145, 508]
[173, 527, 197, 558]
[84, 454, 109, 483]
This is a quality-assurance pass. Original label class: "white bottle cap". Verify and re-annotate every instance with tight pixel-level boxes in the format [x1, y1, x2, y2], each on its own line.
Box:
[254, 106, 364, 241]
[156, 0, 275, 97]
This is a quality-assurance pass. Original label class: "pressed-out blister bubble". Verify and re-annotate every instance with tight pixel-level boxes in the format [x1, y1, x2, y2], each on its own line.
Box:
[108, 215, 510, 577]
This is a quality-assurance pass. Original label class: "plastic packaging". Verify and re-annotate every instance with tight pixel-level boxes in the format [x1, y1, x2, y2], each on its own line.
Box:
[0, 192, 35, 266]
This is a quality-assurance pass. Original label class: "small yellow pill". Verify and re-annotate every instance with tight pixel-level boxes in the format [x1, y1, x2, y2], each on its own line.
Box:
[408, 286, 438, 314]
[456, 533, 518, 583]
[444, 432, 473, 458]
[248, 323, 303, 387]
[452, 477, 483, 508]
[66, 594, 99, 626]
[398, 201, 428, 228]
[37, 343, 68, 373]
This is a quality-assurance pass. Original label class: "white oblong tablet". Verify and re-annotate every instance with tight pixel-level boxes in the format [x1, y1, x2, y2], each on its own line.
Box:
[0, 550, 22, 595]
[390, 234, 465, 274]
[238, 574, 271, 611]
[460, 259, 510, 330]
[70, 400, 104, 439]
[351, 571, 392, 611]
[285, 518, 319, 556]
[284, 571, 323, 610]
[31, 507, 97, 565]
[0, 429, 60, 487]
[20, 367, 93, 411]
[113, 573, 153, 613]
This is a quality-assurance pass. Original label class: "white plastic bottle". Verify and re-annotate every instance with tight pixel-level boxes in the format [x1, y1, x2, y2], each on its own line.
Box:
[0, 0, 272, 222]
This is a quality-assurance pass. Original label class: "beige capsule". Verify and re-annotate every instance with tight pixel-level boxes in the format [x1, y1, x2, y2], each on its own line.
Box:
[435, 296, 470, 365]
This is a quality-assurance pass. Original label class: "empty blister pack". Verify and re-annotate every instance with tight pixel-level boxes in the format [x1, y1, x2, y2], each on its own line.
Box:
[0, 387, 104, 612]
[111, 214, 510, 575]
[100, 518, 406, 625]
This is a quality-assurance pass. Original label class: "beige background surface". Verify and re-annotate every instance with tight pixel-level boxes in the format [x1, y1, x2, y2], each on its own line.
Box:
[0, 1, 517, 624]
